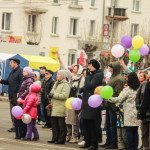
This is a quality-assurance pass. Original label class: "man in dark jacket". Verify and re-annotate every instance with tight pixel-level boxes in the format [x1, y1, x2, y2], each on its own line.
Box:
[101, 61, 124, 149]
[38, 66, 47, 124]
[80, 59, 103, 150]
[0, 58, 23, 132]
[41, 69, 55, 128]
[139, 80, 150, 149]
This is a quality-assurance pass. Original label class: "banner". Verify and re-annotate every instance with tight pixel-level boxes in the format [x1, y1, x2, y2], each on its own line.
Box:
[0, 35, 22, 44]
[50, 47, 59, 61]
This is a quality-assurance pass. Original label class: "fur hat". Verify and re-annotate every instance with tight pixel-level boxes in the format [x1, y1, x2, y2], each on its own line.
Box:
[88, 59, 100, 70]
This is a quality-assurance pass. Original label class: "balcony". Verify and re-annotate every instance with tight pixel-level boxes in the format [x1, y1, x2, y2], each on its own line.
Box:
[106, 7, 128, 21]
[24, 0, 48, 14]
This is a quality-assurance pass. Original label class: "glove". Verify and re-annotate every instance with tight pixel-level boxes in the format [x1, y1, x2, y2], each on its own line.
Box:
[48, 93, 54, 99]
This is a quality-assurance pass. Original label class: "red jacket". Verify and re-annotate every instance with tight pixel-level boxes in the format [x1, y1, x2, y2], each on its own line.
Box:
[19, 84, 41, 120]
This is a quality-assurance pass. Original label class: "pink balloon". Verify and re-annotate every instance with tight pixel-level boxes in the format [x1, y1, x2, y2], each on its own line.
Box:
[139, 44, 149, 56]
[11, 106, 23, 117]
[71, 98, 82, 110]
[111, 44, 125, 58]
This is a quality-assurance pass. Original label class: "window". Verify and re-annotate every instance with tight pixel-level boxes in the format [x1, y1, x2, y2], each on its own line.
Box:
[53, 0, 58, 3]
[111, 0, 119, 7]
[69, 18, 79, 36]
[71, 0, 78, 5]
[28, 14, 37, 32]
[90, 20, 95, 37]
[2, 13, 11, 31]
[52, 17, 59, 34]
[133, 0, 140, 11]
[91, 0, 96, 7]
[68, 50, 76, 66]
[131, 24, 139, 37]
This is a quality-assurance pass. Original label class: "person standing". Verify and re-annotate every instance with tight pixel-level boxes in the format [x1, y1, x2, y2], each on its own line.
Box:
[41, 70, 55, 128]
[108, 72, 140, 150]
[15, 67, 34, 139]
[80, 59, 103, 150]
[18, 84, 41, 141]
[39, 66, 47, 124]
[101, 61, 124, 149]
[139, 77, 150, 150]
[48, 70, 70, 144]
[33, 71, 42, 124]
[0, 58, 23, 132]
[66, 64, 85, 143]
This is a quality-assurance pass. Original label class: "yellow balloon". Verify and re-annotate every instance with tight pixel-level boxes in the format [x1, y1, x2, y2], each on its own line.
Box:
[132, 36, 144, 49]
[65, 97, 74, 109]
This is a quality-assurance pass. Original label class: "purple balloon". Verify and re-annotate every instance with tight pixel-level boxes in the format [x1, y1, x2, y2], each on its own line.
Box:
[11, 106, 23, 117]
[121, 35, 132, 48]
[88, 95, 103, 108]
[139, 44, 149, 56]
[71, 98, 82, 110]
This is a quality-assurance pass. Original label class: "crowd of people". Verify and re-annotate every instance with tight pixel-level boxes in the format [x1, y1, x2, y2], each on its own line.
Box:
[0, 53, 150, 150]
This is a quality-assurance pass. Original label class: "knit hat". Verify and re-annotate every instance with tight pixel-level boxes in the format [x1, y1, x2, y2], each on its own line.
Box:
[46, 70, 54, 76]
[88, 59, 100, 70]
[33, 71, 40, 80]
[57, 70, 67, 79]
[23, 67, 33, 74]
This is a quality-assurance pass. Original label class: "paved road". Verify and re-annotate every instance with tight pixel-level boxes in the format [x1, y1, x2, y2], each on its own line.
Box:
[0, 101, 105, 150]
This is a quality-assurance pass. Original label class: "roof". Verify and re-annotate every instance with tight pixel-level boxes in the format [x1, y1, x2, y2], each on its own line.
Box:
[20, 54, 60, 72]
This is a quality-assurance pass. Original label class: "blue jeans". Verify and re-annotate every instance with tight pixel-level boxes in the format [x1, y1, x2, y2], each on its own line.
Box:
[40, 102, 45, 122]
[106, 110, 117, 147]
[125, 126, 139, 150]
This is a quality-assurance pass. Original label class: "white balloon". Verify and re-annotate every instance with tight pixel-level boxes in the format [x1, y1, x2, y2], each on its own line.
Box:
[111, 44, 125, 58]
[22, 114, 32, 124]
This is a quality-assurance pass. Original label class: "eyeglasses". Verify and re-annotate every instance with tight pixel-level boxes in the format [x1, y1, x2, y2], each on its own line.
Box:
[45, 73, 49, 75]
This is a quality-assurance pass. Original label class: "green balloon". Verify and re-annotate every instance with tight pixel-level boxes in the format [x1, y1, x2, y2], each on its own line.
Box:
[101, 86, 113, 99]
[129, 49, 141, 62]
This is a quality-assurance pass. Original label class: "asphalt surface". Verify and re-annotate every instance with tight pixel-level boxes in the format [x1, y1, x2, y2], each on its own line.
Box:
[0, 101, 106, 150]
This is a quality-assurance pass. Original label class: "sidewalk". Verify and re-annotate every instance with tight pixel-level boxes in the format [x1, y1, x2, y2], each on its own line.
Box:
[0, 96, 9, 102]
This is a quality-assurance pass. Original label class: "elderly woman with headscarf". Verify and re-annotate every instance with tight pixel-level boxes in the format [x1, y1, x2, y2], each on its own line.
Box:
[47, 70, 70, 144]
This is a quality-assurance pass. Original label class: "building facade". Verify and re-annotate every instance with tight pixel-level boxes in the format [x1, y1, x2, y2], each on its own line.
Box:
[0, 0, 103, 66]
[0, 0, 150, 66]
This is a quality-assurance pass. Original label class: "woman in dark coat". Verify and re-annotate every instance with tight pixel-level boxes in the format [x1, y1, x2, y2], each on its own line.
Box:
[15, 67, 34, 139]
[80, 59, 104, 150]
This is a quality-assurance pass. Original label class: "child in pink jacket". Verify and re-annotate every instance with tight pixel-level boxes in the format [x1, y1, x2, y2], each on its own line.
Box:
[18, 84, 41, 141]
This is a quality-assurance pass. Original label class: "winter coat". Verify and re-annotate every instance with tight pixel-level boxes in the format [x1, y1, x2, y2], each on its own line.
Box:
[50, 79, 70, 117]
[108, 62, 124, 97]
[135, 81, 147, 119]
[41, 77, 55, 103]
[103, 62, 124, 110]
[81, 69, 104, 120]
[108, 86, 139, 127]
[19, 74, 34, 100]
[19, 84, 41, 120]
[139, 81, 150, 123]
[66, 74, 85, 125]
[40, 74, 45, 83]
[1, 66, 23, 99]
